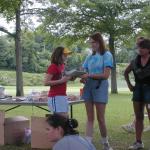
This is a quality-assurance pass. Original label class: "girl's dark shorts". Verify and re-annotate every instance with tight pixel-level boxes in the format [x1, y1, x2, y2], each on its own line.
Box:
[132, 83, 150, 103]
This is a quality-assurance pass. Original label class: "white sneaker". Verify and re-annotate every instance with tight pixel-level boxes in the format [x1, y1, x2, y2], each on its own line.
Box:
[121, 123, 135, 133]
[84, 136, 93, 143]
[128, 142, 144, 150]
[103, 143, 113, 150]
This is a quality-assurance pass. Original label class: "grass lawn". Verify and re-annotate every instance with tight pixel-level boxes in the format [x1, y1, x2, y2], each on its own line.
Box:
[0, 87, 150, 150]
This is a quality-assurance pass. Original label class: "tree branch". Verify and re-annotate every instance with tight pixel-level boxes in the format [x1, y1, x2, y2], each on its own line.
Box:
[0, 26, 15, 38]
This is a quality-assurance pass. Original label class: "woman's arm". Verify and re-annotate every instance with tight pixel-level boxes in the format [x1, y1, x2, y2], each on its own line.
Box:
[124, 63, 134, 91]
[81, 67, 111, 80]
[44, 74, 71, 86]
[89, 67, 111, 79]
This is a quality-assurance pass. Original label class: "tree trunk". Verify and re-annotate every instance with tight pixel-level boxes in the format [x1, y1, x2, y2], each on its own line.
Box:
[109, 34, 118, 93]
[15, 4, 24, 96]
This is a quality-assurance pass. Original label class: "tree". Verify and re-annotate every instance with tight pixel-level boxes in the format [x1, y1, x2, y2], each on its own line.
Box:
[41, 0, 149, 93]
[0, 0, 24, 95]
[0, 0, 47, 96]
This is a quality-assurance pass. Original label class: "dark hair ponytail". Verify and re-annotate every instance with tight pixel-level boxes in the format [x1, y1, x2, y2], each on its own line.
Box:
[46, 114, 79, 136]
[64, 118, 78, 135]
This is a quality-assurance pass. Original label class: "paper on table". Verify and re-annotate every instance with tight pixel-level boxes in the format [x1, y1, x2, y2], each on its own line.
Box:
[65, 69, 86, 77]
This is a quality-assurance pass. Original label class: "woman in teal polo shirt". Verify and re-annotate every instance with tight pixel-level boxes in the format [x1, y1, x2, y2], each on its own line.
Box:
[81, 32, 113, 150]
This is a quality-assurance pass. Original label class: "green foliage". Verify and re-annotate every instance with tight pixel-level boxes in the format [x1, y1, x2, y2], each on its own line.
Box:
[0, 29, 88, 73]
[42, 0, 144, 37]
[0, 37, 15, 69]
[0, 70, 44, 86]
[67, 52, 86, 70]
[0, 63, 127, 86]
[0, 70, 16, 85]
[21, 30, 56, 73]
[136, 5, 150, 36]
[41, 0, 150, 56]
[0, 0, 21, 20]
[116, 48, 136, 63]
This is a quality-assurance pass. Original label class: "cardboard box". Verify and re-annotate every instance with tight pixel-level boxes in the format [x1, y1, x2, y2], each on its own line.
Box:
[31, 116, 54, 149]
[0, 111, 29, 145]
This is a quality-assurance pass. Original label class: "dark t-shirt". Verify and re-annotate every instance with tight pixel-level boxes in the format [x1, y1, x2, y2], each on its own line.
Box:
[131, 55, 150, 85]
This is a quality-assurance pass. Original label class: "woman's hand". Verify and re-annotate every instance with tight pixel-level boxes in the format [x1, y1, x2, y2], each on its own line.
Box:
[80, 73, 89, 83]
[70, 76, 77, 81]
[81, 73, 89, 79]
[80, 78, 86, 84]
[128, 84, 134, 92]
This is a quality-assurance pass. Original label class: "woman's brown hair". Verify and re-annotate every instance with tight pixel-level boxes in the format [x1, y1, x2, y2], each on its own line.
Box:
[90, 32, 106, 55]
[51, 47, 64, 65]
[46, 114, 79, 136]
[138, 38, 150, 50]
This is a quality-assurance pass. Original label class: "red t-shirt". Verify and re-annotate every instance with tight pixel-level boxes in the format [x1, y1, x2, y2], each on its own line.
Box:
[46, 63, 67, 97]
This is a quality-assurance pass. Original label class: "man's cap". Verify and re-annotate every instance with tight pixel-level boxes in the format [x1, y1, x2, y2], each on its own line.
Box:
[63, 48, 72, 55]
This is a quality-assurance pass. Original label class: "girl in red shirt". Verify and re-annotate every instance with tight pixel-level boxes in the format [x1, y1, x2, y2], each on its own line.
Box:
[44, 47, 72, 117]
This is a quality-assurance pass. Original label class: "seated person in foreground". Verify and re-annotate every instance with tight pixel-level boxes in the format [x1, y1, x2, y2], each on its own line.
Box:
[46, 114, 96, 150]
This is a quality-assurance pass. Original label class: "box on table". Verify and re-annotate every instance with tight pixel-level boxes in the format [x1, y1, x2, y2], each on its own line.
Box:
[0, 111, 29, 145]
[31, 116, 54, 149]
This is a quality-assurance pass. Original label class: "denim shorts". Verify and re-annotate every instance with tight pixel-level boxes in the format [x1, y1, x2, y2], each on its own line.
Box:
[132, 83, 150, 103]
[48, 96, 69, 113]
[81, 78, 109, 104]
